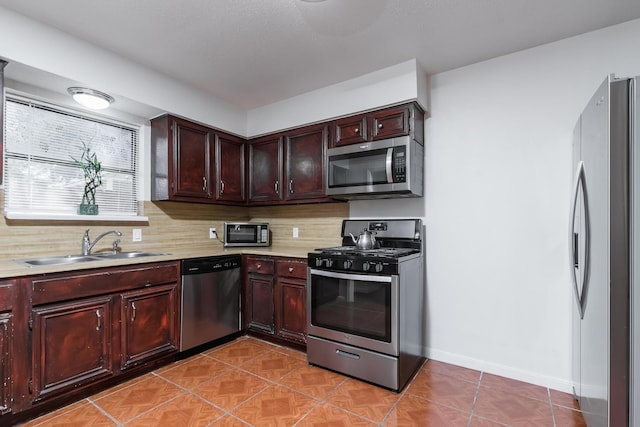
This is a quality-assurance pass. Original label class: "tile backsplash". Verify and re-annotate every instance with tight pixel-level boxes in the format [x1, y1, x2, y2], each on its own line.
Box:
[0, 189, 348, 259]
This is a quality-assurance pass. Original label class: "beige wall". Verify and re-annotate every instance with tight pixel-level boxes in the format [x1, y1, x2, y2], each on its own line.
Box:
[0, 189, 348, 259]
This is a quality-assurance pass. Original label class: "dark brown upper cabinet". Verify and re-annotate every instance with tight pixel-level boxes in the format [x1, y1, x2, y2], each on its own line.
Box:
[151, 115, 246, 205]
[215, 133, 246, 203]
[248, 123, 330, 205]
[331, 102, 425, 148]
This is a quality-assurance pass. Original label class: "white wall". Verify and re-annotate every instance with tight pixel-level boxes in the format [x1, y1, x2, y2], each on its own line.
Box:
[246, 59, 428, 136]
[351, 18, 640, 392]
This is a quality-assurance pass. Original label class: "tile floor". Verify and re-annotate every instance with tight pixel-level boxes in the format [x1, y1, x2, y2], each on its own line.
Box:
[21, 336, 587, 427]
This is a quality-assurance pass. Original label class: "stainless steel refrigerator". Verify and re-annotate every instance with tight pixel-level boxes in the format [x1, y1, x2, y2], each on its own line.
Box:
[570, 75, 640, 426]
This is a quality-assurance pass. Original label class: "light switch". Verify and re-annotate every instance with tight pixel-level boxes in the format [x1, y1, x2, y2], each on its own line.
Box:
[132, 228, 142, 242]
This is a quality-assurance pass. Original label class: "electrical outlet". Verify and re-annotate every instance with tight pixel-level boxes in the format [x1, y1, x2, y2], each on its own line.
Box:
[209, 227, 217, 239]
[132, 228, 142, 242]
[293, 227, 299, 238]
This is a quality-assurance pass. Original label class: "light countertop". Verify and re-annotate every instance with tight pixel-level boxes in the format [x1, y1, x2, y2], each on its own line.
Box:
[0, 245, 314, 279]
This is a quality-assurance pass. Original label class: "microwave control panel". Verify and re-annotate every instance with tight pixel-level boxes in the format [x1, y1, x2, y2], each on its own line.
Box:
[393, 146, 407, 183]
[259, 225, 269, 243]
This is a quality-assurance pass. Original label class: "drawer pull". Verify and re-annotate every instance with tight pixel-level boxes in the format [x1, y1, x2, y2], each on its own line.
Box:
[256, 264, 261, 270]
[96, 309, 101, 331]
[336, 349, 360, 360]
[288, 267, 294, 273]
[131, 302, 137, 322]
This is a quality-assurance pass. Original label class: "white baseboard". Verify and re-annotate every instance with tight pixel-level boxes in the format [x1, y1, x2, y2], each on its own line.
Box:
[425, 347, 574, 394]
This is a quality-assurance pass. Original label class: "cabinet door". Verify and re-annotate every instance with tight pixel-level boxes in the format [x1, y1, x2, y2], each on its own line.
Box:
[0, 282, 13, 415]
[370, 106, 410, 141]
[216, 133, 246, 202]
[245, 274, 275, 334]
[248, 136, 283, 202]
[172, 118, 212, 199]
[275, 277, 307, 344]
[31, 297, 113, 402]
[0, 312, 11, 414]
[285, 124, 327, 201]
[331, 114, 368, 147]
[120, 284, 178, 370]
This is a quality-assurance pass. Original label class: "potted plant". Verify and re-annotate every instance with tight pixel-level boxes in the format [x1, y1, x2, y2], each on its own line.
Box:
[73, 141, 102, 215]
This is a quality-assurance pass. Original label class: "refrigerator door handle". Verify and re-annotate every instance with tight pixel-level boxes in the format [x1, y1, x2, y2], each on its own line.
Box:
[569, 160, 590, 319]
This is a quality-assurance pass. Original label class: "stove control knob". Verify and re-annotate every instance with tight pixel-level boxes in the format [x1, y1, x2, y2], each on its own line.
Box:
[325, 258, 334, 268]
[343, 260, 353, 270]
[362, 262, 371, 272]
[375, 263, 384, 273]
[315, 258, 323, 267]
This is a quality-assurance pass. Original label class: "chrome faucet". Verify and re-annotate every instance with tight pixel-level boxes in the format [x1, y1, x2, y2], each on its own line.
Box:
[82, 229, 122, 255]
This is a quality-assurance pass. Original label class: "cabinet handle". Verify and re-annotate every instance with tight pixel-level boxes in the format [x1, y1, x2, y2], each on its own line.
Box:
[274, 180, 279, 194]
[377, 122, 383, 129]
[288, 267, 294, 273]
[202, 176, 207, 192]
[96, 309, 101, 331]
[131, 302, 136, 322]
[289, 180, 294, 193]
[354, 127, 359, 133]
[220, 180, 225, 194]
[256, 264, 261, 270]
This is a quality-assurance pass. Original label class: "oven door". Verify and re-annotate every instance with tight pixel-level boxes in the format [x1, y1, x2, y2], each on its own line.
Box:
[307, 268, 399, 356]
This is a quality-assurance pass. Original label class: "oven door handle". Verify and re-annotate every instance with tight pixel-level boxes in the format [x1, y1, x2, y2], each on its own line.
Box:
[309, 268, 393, 282]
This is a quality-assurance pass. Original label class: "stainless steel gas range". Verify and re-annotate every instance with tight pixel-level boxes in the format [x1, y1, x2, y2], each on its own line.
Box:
[307, 219, 425, 392]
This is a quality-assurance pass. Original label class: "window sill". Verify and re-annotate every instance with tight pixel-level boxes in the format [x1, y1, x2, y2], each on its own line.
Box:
[5, 212, 149, 222]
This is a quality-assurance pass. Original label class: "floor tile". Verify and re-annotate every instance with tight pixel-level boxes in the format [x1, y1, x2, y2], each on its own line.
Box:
[468, 416, 510, 426]
[384, 394, 471, 426]
[550, 389, 580, 410]
[480, 373, 549, 402]
[553, 406, 588, 427]
[124, 393, 223, 427]
[209, 415, 253, 426]
[406, 369, 478, 412]
[279, 364, 346, 399]
[423, 359, 482, 383]
[192, 368, 270, 411]
[20, 400, 92, 427]
[474, 386, 554, 427]
[325, 378, 401, 423]
[272, 345, 307, 361]
[239, 350, 308, 381]
[22, 401, 117, 427]
[90, 373, 154, 401]
[297, 402, 377, 426]
[205, 337, 274, 365]
[155, 354, 230, 389]
[231, 384, 318, 426]
[92, 375, 185, 424]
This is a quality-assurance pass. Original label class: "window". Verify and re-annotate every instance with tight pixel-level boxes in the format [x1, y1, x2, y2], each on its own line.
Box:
[3, 95, 140, 220]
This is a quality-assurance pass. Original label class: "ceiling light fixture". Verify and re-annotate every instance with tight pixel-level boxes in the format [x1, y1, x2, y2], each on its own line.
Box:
[67, 87, 115, 110]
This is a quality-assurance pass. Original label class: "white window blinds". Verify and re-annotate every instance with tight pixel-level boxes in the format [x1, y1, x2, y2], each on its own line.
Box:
[4, 96, 139, 218]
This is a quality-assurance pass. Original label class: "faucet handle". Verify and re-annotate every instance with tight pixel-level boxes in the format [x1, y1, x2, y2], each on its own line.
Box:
[112, 239, 121, 254]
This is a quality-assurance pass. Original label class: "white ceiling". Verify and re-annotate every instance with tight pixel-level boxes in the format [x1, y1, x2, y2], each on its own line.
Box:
[2, 0, 640, 111]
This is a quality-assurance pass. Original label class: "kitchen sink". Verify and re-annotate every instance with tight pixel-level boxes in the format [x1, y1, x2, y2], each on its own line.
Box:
[93, 251, 167, 259]
[16, 252, 168, 267]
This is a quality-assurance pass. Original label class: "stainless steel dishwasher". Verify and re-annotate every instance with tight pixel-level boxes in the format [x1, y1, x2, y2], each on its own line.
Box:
[180, 254, 241, 351]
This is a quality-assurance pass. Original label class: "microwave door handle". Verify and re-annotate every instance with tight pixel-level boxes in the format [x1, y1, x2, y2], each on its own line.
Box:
[385, 148, 393, 183]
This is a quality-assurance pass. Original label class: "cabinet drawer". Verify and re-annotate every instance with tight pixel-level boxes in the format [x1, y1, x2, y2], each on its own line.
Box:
[246, 258, 275, 275]
[276, 259, 307, 279]
[31, 262, 180, 305]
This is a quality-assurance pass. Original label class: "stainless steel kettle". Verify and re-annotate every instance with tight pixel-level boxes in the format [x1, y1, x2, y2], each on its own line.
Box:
[349, 228, 378, 250]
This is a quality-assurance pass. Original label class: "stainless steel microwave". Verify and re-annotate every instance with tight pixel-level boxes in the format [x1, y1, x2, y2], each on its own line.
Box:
[223, 222, 270, 247]
[326, 135, 424, 199]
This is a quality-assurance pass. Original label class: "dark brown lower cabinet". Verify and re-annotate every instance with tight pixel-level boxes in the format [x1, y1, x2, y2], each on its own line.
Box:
[0, 281, 15, 416]
[120, 284, 178, 370]
[26, 262, 180, 408]
[244, 256, 307, 348]
[31, 296, 114, 402]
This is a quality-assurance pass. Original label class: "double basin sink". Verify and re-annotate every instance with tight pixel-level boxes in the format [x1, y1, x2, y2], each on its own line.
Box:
[17, 251, 168, 267]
